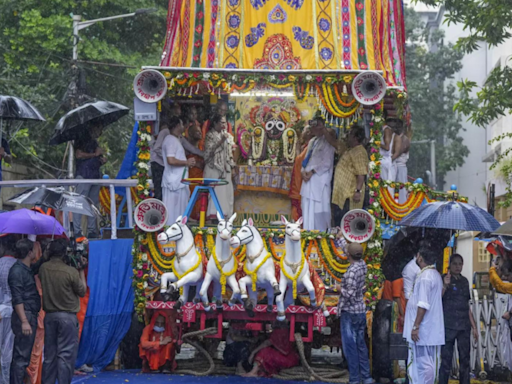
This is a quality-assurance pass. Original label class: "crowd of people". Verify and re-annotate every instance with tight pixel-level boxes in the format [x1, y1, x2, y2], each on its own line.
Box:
[0, 235, 89, 384]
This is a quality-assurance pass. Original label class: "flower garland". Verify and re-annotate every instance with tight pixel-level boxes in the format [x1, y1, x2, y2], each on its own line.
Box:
[171, 252, 202, 295]
[146, 232, 174, 274]
[211, 247, 238, 295]
[244, 252, 273, 292]
[132, 123, 153, 320]
[282, 128, 297, 164]
[279, 251, 306, 299]
[365, 102, 385, 311]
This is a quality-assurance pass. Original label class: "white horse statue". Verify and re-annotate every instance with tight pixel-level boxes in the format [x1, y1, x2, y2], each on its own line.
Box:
[199, 212, 240, 311]
[230, 218, 280, 316]
[275, 216, 329, 321]
[157, 216, 208, 309]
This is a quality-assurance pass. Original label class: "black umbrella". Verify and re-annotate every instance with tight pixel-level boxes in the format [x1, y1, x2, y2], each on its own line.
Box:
[8, 186, 100, 217]
[49, 101, 129, 145]
[0, 95, 46, 143]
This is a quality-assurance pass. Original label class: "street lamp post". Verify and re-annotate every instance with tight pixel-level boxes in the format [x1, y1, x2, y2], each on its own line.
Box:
[68, 8, 157, 179]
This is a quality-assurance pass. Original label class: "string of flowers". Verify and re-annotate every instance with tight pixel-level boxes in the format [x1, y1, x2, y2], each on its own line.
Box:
[132, 123, 153, 320]
[365, 102, 385, 311]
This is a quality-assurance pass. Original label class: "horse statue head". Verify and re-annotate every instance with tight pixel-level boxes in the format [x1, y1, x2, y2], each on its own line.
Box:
[230, 218, 259, 249]
[157, 215, 190, 244]
[281, 215, 303, 242]
[217, 212, 236, 241]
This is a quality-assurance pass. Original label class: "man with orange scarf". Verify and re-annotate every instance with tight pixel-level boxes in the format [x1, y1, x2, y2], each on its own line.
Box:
[289, 126, 313, 221]
[139, 311, 177, 373]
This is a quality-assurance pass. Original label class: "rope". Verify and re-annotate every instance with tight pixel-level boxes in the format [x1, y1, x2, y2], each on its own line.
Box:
[272, 333, 349, 383]
[173, 327, 217, 376]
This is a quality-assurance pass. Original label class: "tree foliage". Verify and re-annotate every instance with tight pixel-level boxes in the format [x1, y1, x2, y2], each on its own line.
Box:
[405, 7, 468, 188]
[0, 0, 167, 178]
[416, 0, 512, 204]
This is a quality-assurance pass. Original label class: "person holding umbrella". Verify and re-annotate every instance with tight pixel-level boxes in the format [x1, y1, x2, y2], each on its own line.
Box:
[0, 137, 12, 193]
[73, 125, 106, 238]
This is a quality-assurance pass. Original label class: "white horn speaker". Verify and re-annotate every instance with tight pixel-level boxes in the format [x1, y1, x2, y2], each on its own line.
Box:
[352, 72, 387, 105]
[134, 69, 168, 103]
[341, 209, 375, 243]
[134, 198, 168, 232]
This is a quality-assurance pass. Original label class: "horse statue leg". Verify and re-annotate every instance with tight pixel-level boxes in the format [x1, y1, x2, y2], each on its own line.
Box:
[265, 281, 275, 313]
[160, 272, 177, 301]
[302, 275, 317, 308]
[212, 281, 223, 311]
[238, 275, 254, 313]
[276, 273, 288, 321]
[199, 272, 214, 312]
[226, 274, 240, 307]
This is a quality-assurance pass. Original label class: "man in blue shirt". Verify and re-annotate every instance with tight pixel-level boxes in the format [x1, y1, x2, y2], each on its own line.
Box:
[0, 138, 12, 193]
[73, 126, 105, 238]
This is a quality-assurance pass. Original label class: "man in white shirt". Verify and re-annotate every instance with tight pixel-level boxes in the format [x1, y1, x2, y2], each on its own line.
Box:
[403, 246, 445, 384]
[402, 256, 421, 303]
[300, 117, 336, 231]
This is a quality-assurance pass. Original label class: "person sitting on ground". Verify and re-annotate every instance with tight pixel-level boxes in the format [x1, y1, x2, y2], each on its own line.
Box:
[242, 323, 300, 378]
[139, 311, 177, 373]
[223, 325, 259, 375]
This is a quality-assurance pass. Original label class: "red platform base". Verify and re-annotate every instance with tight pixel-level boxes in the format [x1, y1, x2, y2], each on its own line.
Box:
[146, 301, 337, 343]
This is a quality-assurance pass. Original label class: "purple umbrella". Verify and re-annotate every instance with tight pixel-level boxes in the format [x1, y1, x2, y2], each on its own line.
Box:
[0, 209, 66, 236]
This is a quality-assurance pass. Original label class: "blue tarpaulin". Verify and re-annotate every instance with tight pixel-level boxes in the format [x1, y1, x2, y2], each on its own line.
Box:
[76, 239, 134, 371]
[115, 122, 139, 196]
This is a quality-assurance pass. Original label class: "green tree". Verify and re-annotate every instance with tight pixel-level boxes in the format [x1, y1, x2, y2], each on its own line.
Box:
[416, 0, 512, 204]
[0, 1, 167, 178]
[405, 7, 468, 188]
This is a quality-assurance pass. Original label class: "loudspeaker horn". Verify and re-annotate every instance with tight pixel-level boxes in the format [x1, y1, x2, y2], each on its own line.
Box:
[134, 198, 168, 232]
[352, 72, 387, 105]
[341, 209, 375, 243]
[133, 69, 168, 103]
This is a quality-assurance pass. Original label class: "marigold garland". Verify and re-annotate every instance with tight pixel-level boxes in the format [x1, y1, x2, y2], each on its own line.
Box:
[146, 232, 174, 274]
[279, 251, 306, 299]
[211, 247, 238, 295]
[244, 252, 273, 292]
[171, 252, 202, 295]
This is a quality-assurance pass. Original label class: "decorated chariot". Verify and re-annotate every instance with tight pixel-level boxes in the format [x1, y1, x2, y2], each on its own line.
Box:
[117, 0, 469, 380]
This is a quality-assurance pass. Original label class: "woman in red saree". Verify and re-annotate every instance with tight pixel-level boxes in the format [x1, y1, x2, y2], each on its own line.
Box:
[139, 311, 177, 373]
[243, 325, 300, 377]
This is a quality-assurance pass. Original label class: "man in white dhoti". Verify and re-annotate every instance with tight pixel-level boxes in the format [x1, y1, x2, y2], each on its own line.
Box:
[162, 117, 196, 224]
[300, 117, 336, 231]
[380, 117, 397, 182]
[403, 245, 444, 384]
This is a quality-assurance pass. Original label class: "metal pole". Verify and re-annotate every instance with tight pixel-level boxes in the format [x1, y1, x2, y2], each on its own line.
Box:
[68, 15, 82, 180]
[126, 186, 133, 228]
[110, 184, 117, 239]
[430, 140, 436, 189]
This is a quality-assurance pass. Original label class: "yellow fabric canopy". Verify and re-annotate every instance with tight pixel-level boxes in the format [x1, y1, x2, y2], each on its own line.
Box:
[160, 0, 406, 88]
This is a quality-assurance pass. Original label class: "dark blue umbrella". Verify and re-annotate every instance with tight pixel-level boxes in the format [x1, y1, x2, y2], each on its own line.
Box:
[400, 201, 500, 232]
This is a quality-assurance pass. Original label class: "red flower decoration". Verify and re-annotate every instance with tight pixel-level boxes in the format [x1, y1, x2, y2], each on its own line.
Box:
[359, 33, 364, 40]
[194, 41, 202, 48]
[193, 73, 199, 78]
[355, 2, 364, 11]
[375, 104, 381, 110]
[279, 74, 285, 80]
[184, 73, 190, 78]
[197, 12, 204, 19]
[360, 62, 368, 70]
[358, 48, 365, 56]
[357, 17, 363, 26]
[316, 76, 323, 82]
[195, 25, 203, 34]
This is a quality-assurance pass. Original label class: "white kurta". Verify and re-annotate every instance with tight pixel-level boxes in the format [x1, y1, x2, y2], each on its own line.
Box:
[300, 136, 335, 231]
[380, 126, 396, 197]
[403, 267, 444, 384]
[402, 257, 420, 300]
[396, 152, 409, 204]
[162, 134, 190, 224]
